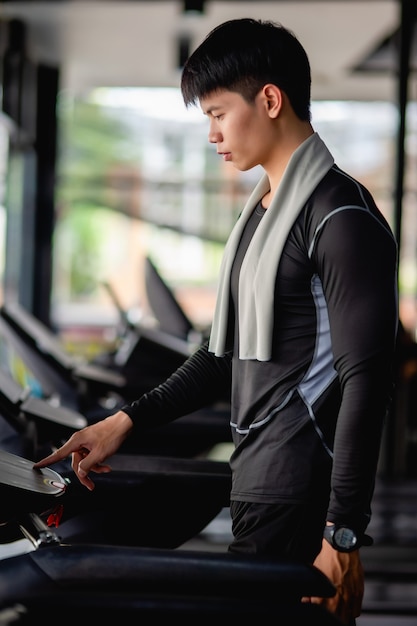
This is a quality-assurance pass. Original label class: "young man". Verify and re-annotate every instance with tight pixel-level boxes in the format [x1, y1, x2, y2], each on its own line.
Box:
[34, 18, 398, 625]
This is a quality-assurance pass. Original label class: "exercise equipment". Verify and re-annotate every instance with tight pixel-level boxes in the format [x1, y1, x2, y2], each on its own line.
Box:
[0, 450, 339, 623]
[144, 255, 206, 342]
[0, 303, 232, 458]
[0, 366, 86, 458]
[0, 303, 126, 415]
[0, 448, 231, 548]
[0, 351, 231, 461]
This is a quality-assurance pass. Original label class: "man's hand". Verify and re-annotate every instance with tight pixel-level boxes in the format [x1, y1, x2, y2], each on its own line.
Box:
[301, 539, 364, 625]
[33, 411, 134, 490]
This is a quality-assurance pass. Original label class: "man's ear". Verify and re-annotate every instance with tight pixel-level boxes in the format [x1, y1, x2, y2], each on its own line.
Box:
[262, 84, 283, 118]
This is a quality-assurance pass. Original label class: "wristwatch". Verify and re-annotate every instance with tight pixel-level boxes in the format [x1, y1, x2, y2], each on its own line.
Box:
[323, 524, 358, 552]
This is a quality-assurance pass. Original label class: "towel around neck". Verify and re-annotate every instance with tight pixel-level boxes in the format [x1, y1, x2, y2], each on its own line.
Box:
[208, 132, 335, 361]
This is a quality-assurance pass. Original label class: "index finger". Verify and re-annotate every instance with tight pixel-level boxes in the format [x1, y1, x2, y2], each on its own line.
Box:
[33, 437, 79, 469]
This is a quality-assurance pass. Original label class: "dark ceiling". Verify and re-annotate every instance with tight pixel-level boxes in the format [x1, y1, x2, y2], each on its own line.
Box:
[1, 0, 414, 101]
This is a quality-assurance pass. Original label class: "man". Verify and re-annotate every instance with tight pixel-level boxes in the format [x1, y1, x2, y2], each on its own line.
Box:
[34, 18, 398, 625]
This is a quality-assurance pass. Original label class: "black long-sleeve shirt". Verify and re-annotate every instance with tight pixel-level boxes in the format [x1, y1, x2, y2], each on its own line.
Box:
[123, 164, 398, 536]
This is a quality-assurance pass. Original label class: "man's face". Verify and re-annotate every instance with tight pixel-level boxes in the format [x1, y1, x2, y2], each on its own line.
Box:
[200, 89, 274, 172]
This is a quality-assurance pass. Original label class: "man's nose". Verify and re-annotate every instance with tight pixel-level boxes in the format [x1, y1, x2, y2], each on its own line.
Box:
[208, 123, 221, 144]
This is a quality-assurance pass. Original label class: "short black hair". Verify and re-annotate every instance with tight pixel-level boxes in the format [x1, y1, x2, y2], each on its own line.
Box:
[181, 18, 311, 122]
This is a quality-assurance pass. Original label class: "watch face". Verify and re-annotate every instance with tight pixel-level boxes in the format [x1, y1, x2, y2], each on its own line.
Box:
[334, 527, 357, 550]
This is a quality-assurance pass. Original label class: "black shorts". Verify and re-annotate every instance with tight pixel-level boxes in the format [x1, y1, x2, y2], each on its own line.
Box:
[228, 498, 357, 626]
[228, 497, 328, 563]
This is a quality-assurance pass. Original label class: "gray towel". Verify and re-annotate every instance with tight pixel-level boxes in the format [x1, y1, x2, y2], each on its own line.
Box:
[208, 132, 334, 361]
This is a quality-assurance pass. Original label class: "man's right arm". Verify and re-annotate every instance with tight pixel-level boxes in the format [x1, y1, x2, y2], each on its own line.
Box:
[33, 341, 232, 488]
[122, 340, 232, 432]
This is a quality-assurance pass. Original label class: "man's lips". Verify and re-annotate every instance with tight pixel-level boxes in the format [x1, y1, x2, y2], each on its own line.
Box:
[218, 152, 232, 161]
